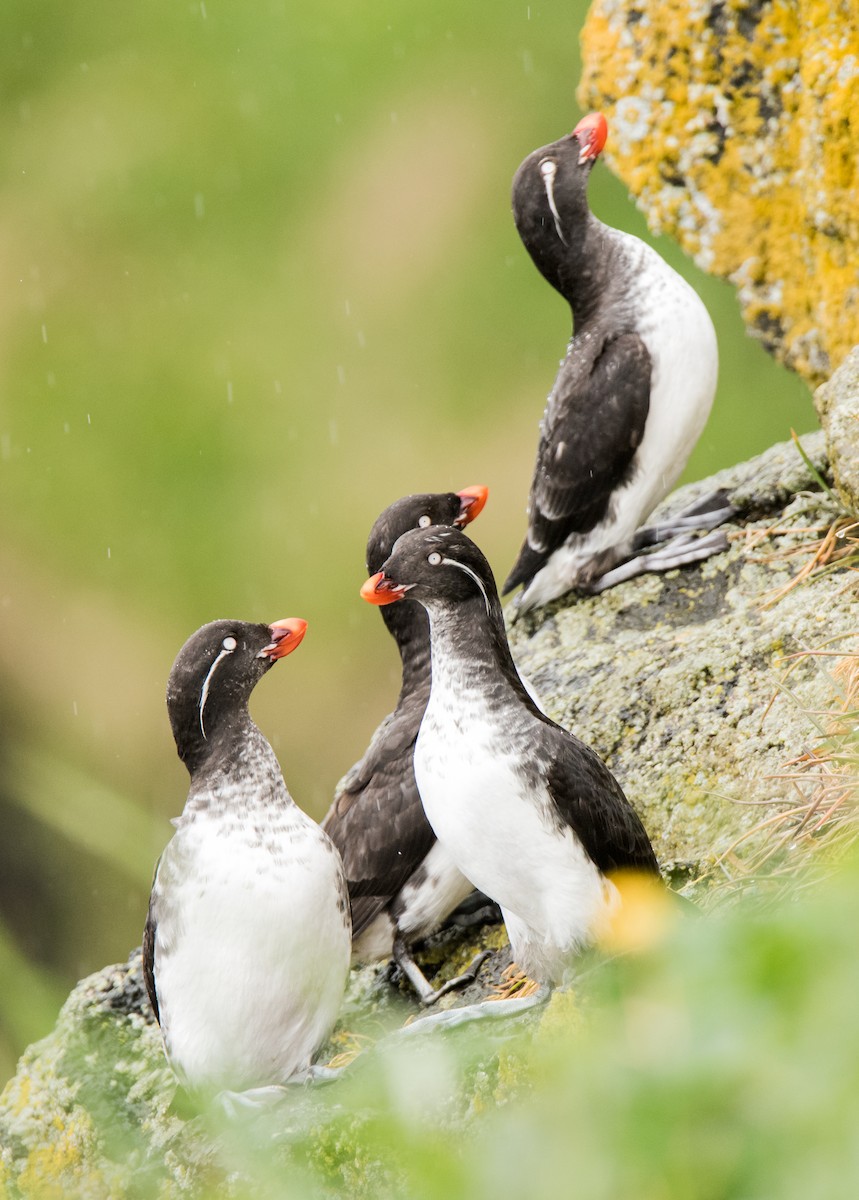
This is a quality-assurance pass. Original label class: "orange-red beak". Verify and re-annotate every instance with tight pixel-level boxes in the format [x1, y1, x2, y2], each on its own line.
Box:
[261, 617, 308, 660]
[572, 112, 608, 163]
[360, 571, 412, 606]
[456, 484, 489, 526]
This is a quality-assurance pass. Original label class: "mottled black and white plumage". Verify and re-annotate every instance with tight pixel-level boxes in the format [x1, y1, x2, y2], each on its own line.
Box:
[363, 526, 659, 985]
[144, 618, 351, 1095]
[504, 112, 724, 611]
[323, 488, 488, 1001]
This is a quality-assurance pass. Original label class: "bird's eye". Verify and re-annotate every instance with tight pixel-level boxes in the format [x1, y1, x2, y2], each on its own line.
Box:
[222, 636, 237, 651]
[418, 514, 432, 528]
[427, 552, 442, 566]
[539, 157, 556, 175]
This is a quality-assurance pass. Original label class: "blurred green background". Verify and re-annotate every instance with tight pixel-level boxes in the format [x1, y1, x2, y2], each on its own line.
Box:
[0, 0, 814, 1083]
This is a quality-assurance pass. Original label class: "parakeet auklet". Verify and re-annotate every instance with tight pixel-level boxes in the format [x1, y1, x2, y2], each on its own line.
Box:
[362, 526, 660, 995]
[504, 111, 732, 611]
[324, 486, 493, 1003]
[144, 618, 351, 1097]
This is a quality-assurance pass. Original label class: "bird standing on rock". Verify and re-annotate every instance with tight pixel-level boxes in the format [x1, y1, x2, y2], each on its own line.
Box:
[362, 526, 660, 996]
[144, 618, 351, 1098]
[324, 486, 494, 1004]
[504, 111, 731, 612]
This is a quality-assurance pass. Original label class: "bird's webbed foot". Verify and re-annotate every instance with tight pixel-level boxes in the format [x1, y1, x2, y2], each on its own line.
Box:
[213, 1065, 344, 1117]
[632, 488, 737, 551]
[589, 527, 731, 594]
[392, 982, 552, 1036]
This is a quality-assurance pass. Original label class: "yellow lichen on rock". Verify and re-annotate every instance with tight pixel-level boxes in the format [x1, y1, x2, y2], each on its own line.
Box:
[579, 0, 859, 386]
[14, 1116, 97, 1200]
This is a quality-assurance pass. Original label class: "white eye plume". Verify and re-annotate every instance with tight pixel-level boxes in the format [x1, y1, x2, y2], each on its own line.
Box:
[441, 556, 492, 617]
[539, 158, 567, 246]
[418, 515, 432, 529]
[427, 551, 442, 566]
[198, 638, 237, 739]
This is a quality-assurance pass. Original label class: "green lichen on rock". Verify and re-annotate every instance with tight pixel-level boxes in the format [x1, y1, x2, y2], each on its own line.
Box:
[578, 0, 859, 386]
[2, 433, 857, 1196]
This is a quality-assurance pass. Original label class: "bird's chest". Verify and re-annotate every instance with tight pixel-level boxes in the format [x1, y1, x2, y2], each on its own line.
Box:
[153, 805, 340, 969]
[417, 692, 514, 829]
[415, 677, 555, 897]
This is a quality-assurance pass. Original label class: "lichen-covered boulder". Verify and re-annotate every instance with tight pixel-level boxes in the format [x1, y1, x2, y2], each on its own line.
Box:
[578, 0, 859, 387]
[814, 344, 859, 511]
[510, 431, 856, 890]
[1, 432, 856, 1196]
[0, 954, 178, 1198]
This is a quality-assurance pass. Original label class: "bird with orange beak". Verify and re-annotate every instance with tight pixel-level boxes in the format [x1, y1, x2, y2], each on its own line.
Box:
[144, 618, 351, 1098]
[504, 112, 731, 611]
[362, 525, 660, 1013]
[324, 487, 496, 1004]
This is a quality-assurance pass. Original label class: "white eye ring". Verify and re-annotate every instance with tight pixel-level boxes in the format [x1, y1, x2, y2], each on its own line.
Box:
[222, 636, 237, 651]
[427, 552, 442, 566]
[418, 515, 432, 528]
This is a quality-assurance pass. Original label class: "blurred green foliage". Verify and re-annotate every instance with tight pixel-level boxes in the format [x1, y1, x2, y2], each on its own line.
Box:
[0, 0, 815, 1082]
[9, 849, 858, 1199]
[269, 852, 859, 1200]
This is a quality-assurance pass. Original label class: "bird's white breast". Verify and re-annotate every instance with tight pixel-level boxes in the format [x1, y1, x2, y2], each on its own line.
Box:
[152, 802, 350, 1093]
[350, 840, 473, 962]
[522, 229, 719, 607]
[620, 233, 718, 516]
[414, 641, 611, 982]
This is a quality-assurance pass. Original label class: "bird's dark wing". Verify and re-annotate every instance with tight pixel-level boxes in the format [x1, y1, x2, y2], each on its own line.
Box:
[142, 888, 160, 1025]
[541, 727, 660, 876]
[504, 331, 651, 592]
[323, 705, 436, 939]
[331, 701, 420, 798]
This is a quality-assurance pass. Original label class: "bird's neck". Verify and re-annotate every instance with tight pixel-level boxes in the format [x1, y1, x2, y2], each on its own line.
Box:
[182, 720, 288, 819]
[527, 212, 616, 328]
[384, 601, 433, 699]
[174, 701, 255, 777]
[423, 595, 529, 705]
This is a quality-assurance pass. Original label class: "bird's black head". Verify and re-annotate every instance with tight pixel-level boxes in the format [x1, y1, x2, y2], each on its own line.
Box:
[512, 112, 608, 291]
[166, 617, 307, 772]
[361, 526, 501, 617]
[365, 485, 488, 574]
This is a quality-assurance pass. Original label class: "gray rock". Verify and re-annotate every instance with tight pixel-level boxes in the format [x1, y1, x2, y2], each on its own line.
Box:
[815, 347, 859, 512]
[509, 430, 853, 892]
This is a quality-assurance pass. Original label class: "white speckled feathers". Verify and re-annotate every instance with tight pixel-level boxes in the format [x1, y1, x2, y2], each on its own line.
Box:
[147, 618, 350, 1096]
[150, 733, 350, 1092]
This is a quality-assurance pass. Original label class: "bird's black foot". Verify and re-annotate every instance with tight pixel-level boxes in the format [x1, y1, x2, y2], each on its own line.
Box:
[632, 488, 737, 551]
[393, 983, 552, 1036]
[590, 528, 730, 594]
[393, 935, 491, 1006]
